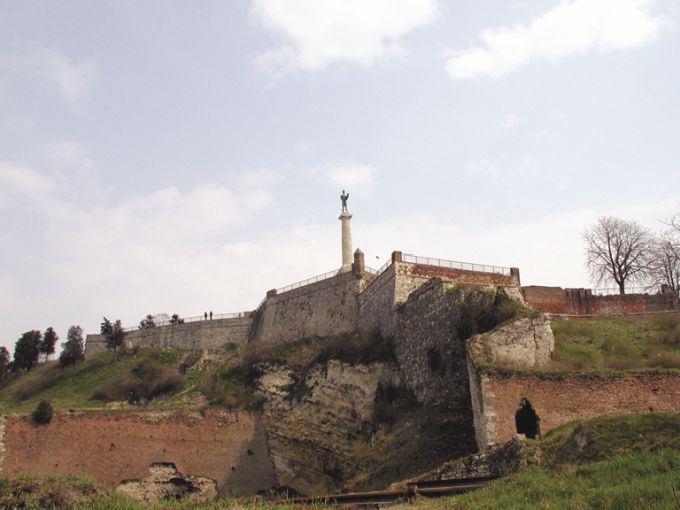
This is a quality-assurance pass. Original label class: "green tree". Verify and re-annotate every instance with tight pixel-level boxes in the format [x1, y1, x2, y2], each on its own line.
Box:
[101, 317, 125, 361]
[13, 330, 42, 371]
[59, 325, 85, 370]
[139, 314, 156, 330]
[40, 327, 58, 362]
[32, 399, 54, 425]
[0, 346, 10, 383]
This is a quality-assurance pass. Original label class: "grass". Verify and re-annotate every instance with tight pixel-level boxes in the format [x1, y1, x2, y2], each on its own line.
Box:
[406, 412, 680, 510]
[0, 475, 318, 510]
[0, 348, 188, 413]
[547, 314, 680, 373]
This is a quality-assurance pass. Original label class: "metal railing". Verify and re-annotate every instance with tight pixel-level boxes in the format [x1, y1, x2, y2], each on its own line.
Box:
[591, 286, 658, 296]
[122, 312, 248, 332]
[402, 253, 511, 276]
[276, 268, 339, 294]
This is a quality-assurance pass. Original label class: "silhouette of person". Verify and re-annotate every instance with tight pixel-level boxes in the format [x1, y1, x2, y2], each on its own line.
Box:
[209, 310, 213, 320]
[515, 398, 541, 439]
[204, 311, 208, 320]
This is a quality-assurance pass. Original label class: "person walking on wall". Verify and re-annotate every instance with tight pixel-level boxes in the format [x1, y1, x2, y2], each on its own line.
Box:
[204, 311, 208, 320]
[209, 310, 213, 320]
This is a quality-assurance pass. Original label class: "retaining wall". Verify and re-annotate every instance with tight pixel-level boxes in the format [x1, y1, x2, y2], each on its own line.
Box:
[469, 369, 680, 449]
[249, 271, 367, 344]
[0, 410, 276, 496]
[522, 286, 679, 316]
[84, 316, 253, 358]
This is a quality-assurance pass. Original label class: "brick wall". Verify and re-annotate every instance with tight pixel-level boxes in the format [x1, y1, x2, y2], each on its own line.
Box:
[522, 286, 679, 315]
[84, 316, 253, 357]
[249, 271, 366, 344]
[0, 410, 276, 496]
[470, 370, 680, 449]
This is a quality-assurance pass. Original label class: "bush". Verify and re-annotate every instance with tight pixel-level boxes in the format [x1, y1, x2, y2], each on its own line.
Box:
[178, 351, 202, 374]
[455, 288, 533, 340]
[32, 400, 53, 424]
[15, 372, 58, 401]
[90, 359, 184, 404]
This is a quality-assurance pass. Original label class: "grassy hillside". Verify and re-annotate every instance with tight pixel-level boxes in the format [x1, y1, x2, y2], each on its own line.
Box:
[547, 314, 680, 373]
[410, 412, 680, 510]
[0, 348, 193, 413]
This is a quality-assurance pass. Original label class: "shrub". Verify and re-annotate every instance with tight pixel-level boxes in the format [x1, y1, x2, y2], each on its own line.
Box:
[455, 288, 532, 340]
[90, 359, 184, 404]
[32, 400, 53, 425]
[178, 351, 202, 374]
[15, 372, 58, 401]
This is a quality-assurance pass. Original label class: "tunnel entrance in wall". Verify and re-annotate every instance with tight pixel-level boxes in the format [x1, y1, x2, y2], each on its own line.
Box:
[515, 398, 541, 439]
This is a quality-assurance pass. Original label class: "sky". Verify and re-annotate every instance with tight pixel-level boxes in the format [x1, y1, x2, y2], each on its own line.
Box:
[1, 0, 679, 351]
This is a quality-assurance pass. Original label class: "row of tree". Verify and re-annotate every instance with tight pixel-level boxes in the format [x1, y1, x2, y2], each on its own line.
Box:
[583, 212, 680, 295]
[0, 326, 86, 384]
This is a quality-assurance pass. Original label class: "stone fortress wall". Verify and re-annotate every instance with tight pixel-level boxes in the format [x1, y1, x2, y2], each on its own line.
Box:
[85, 250, 522, 356]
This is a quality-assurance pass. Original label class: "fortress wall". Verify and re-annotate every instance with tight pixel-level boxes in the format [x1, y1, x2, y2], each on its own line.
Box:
[357, 264, 399, 338]
[393, 278, 474, 412]
[0, 410, 277, 496]
[358, 261, 523, 339]
[84, 316, 253, 357]
[522, 286, 679, 315]
[250, 271, 364, 344]
[470, 370, 680, 449]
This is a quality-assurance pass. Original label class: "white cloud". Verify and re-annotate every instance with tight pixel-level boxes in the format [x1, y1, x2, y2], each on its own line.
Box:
[41, 49, 96, 102]
[0, 47, 95, 102]
[445, 0, 670, 80]
[498, 113, 518, 129]
[252, 0, 439, 73]
[0, 162, 58, 204]
[43, 141, 94, 171]
[321, 161, 379, 198]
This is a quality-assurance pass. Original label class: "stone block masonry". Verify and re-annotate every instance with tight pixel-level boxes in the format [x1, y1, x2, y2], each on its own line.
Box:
[85, 315, 253, 357]
[250, 270, 366, 345]
[469, 370, 680, 449]
[0, 410, 277, 496]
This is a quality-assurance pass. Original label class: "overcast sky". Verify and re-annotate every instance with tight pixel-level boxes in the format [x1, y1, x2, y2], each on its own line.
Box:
[1, 0, 679, 350]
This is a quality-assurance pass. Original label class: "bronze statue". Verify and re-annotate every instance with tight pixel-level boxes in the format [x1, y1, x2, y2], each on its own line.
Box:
[340, 190, 349, 212]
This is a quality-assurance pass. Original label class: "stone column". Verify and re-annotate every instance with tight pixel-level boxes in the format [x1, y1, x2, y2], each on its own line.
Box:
[339, 211, 353, 273]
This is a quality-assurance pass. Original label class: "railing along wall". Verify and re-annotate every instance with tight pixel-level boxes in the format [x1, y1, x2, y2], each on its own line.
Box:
[402, 253, 512, 276]
[591, 286, 660, 296]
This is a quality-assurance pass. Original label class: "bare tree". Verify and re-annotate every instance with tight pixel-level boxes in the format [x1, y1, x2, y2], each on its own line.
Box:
[650, 231, 680, 297]
[582, 216, 653, 294]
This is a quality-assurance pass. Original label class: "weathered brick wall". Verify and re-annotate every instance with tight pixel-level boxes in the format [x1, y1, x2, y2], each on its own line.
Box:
[0, 410, 276, 496]
[470, 370, 680, 449]
[250, 271, 366, 344]
[84, 316, 253, 357]
[522, 285, 679, 315]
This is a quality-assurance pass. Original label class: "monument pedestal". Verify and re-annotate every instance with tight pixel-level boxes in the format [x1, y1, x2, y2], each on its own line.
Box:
[339, 211, 353, 273]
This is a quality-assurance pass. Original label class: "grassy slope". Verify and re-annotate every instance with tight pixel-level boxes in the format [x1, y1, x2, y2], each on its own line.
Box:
[0, 348, 189, 413]
[410, 412, 680, 510]
[547, 314, 680, 373]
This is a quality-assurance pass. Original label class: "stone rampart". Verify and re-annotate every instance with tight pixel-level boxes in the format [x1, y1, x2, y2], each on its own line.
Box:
[250, 271, 366, 344]
[393, 278, 470, 410]
[522, 285, 679, 316]
[0, 410, 276, 496]
[468, 369, 680, 449]
[85, 316, 253, 358]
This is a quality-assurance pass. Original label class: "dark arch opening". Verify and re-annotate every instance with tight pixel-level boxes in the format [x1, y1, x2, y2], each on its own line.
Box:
[515, 398, 541, 439]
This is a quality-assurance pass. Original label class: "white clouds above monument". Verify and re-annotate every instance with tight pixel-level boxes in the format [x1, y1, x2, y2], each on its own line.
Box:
[445, 0, 670, 80]
[320, 162, 379, 198]
[251, 0, 440, 73]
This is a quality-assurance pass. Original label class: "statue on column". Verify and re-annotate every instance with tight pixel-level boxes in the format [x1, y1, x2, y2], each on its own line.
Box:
[340, 190, 349, 212]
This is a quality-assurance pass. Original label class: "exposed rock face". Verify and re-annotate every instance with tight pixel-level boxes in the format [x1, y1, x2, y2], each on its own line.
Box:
[415, 434, 529, 483]
[468, 316, 554, 369]
[116, 463, 217, 502]
[257, 360, 402, 495]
